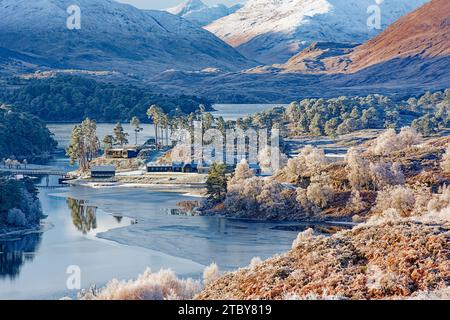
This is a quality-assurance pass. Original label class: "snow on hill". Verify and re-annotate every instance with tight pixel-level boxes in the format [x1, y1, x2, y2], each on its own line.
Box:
[0, 0, 252, 76]
[205, 0, 430, 64]
[167, 0, 242, 26]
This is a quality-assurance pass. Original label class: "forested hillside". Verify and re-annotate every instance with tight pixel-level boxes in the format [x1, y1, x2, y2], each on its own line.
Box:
[0, 76, 212, 122]
[0, 106, 57, 160]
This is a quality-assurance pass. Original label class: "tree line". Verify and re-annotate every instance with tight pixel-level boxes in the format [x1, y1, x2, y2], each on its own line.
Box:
[0, 76, 212, 122]
[0, 105, 57, 161]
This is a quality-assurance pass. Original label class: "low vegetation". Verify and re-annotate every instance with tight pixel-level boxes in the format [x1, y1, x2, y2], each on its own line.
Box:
[197, 219, 449, 300]
[77, 263, 220, 300]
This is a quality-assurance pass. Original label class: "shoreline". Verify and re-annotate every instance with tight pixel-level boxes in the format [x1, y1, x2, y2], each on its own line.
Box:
[0, 221, 54, 239]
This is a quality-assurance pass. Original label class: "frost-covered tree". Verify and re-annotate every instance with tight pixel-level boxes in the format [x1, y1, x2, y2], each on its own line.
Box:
[285, 145, 327, 182]
[113, 123, 129, 147]
[373, 185, 416, 217]
[229, 159, 254, 186]
[225, 177, 263, 213]
[346, 148, 370, 191]
[67, 118, 100, 172]
[369, 161, 405, 190]
[256, 180, 286, 214]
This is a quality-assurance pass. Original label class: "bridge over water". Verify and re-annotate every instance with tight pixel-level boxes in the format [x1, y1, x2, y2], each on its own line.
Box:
[0, 167, 72, 188]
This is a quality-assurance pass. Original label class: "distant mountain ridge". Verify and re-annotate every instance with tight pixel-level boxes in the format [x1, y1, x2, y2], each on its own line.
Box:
[205, 0, 430, 64]
[167, 0, 242, 26]
[149, 0, 449, 103]
[275, 0, 450, 74]
[0, 0, 253, 77]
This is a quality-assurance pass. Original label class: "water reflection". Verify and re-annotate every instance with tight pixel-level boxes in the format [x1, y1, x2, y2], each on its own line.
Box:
[67, 198, 98, 235]
[0, 232, 43, 280]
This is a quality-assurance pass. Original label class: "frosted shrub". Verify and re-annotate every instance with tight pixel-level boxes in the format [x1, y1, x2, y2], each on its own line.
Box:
[7, 208, 28, 227]
[366, 208, 403, 225]
[398, 126, 422, 147]
[225, 177, 263, 213]
[348, 190, 366, 212]
[203, 263, 220, 286]
[373, 186, 416, 217]
[369, 129, 398, 155]
[369, 161, 405, 189]
[441, 144, 450, 174]
[346, 147, 370, 191]
[369, 127, 422, 155]
[292, 228, 315, 249]
[427, 185, 450, 213]
[79, 268, 202, 300]
[249, 257, 263, 269]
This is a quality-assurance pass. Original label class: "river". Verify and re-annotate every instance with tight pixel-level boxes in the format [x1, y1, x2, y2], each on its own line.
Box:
[1, 104, 311, 300]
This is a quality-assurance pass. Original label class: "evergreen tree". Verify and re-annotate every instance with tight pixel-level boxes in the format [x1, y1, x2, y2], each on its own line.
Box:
[67, 118, 99, 172]
[130, 116, 143, 146]
[206, 163, 228, 202]
[113, 123, 129, 147]
[102, 135, 114, 150]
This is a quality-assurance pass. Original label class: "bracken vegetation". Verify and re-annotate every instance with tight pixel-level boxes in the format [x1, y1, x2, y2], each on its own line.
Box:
[197, 219, 449, 300]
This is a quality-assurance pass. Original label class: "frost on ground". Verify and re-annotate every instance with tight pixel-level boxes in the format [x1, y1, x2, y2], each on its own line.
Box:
[197, 219, 449, 300]
[77, 263, 220, 300]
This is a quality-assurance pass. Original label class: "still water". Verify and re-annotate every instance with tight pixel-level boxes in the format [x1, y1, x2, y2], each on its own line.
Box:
[1, 104, 302, 300]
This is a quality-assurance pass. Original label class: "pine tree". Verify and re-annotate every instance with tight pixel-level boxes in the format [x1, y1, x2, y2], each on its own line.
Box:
[102, 135, 114, 150]
[67, 118, 99, 172]
[206, 163, 227, 202]
[113, 123, 129, 147]
[130, 116, 143, 146]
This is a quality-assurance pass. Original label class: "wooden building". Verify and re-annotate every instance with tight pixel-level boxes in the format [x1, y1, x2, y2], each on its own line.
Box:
[91, 165, 116, 178]
[105, 148, 139, 159]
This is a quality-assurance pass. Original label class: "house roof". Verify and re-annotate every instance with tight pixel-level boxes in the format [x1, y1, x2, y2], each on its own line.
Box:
[91, 165, 116, 172]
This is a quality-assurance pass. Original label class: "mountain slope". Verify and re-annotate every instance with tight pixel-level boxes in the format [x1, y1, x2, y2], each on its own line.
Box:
[335, 0, 450, 73]
[278, 0, 450, 74]
[205, 0, 429, 64]
[0, 0, 252, 77]
[167, 0, 241, 26]
[149, 0, 449, 103]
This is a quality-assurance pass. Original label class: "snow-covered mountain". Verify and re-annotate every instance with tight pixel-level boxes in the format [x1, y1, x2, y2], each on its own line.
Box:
[0, 0, 252, 77]
[205, 0, 430, 64]
[167, 0, 242, 26]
